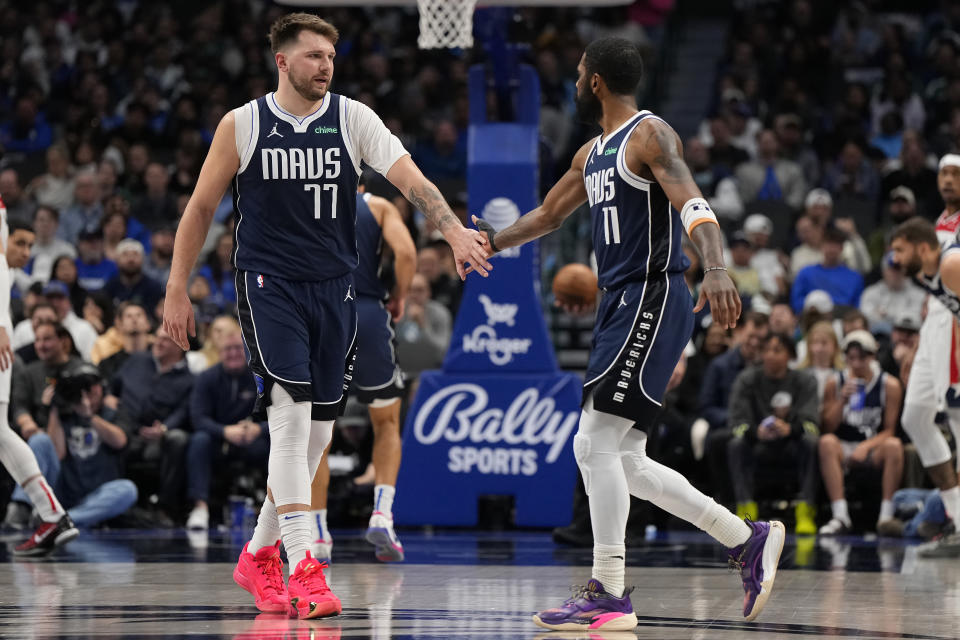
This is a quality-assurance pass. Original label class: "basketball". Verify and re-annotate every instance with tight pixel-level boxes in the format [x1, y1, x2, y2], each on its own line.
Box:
[552, 263, 598, 307]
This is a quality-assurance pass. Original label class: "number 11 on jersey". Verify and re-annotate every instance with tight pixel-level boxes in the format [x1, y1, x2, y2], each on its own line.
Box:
[602, 206, 621, 245]
[305, 184, 339, 219]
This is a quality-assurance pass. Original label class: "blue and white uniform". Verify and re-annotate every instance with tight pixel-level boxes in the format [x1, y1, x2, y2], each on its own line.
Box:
[231, 92, 407, 419]
[352, 191, 403, 404]
[835, 370, 888, 446]
[580, 111, 693, 427]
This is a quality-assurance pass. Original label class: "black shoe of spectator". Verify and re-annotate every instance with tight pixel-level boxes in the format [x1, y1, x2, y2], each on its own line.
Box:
[2, 501, 32, 531]
[918, 520, 952, 541]
[552, 524, 593, 547]
[876, 518, 904, 537]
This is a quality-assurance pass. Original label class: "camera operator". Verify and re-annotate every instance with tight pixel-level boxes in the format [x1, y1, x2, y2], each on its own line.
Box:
[12, 319, 82, 440]
[10, 362, 137, 527]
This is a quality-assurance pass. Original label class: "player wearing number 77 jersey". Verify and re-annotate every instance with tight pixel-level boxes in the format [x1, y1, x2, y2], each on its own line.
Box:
[473, 37, 785, 631]
[162, 12, 492, 619]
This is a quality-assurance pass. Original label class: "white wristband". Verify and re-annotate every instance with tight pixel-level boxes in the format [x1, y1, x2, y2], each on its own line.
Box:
[680, 197, 718, 235]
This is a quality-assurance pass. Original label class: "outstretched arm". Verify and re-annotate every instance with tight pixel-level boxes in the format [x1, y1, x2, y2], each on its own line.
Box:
[627, 118, 741, 328]
[472, 141, 591, 254]
[164, 112, 240, 349]
[386, 156, 491, 280]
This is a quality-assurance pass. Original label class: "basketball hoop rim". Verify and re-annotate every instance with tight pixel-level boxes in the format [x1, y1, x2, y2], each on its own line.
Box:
[276, 1, 631, 6]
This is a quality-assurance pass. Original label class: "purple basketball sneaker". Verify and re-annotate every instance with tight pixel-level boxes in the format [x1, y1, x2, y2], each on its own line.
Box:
[728, 519, 785, 622]
[532, 579, 637, 631]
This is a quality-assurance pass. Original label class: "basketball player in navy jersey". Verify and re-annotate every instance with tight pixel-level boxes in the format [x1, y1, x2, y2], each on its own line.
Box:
[308, 186, 416, 564]
[473, 37, 785, 630]
[891, 214, 960, 556]
[163, 13, 491, 619]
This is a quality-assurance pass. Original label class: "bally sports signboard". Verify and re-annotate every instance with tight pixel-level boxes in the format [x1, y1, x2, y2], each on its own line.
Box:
[394, 66, 582, 527]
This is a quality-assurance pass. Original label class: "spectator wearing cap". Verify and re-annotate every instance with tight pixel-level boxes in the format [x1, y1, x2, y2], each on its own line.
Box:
[860, 254, 927, 332]
[735, 129, 807, 210]
[103, 239, 163, 312]
[790, 214, 824, 276]
[728, 232, 761, 298]
[879, 313, 921, 384]
[801, 188, 872, 273]
[25, 206, 76, 286]
[39, 281, 98, 361]
[868, 187, 918, 267]
[58, 171, 103, 245]
[727, 333, 821, 534]
[130, 163, 179, 232]
[75, 227, 117, 292]
[744, 214, 786, 298]
[791, 226, 865, 313]
[818, 330, 904, 535]
[881, 133, 941, 218]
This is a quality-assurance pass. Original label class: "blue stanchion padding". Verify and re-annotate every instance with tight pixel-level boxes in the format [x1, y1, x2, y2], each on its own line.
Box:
[394, 370, 581, 527]
[394, 63, 583, 527]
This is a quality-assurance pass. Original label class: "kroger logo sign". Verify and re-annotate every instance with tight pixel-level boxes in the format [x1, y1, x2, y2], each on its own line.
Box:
[462, 295, 531, 366]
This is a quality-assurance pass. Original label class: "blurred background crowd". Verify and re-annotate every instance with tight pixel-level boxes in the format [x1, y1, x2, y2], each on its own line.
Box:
[0, 0, 957, 549]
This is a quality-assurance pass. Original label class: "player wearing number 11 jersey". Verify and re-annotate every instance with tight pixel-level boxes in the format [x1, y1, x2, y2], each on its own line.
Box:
[163, 12, 491, 619]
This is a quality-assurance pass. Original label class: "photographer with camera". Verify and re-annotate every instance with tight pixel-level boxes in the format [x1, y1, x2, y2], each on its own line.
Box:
[12, 318, 82, 442]
[12, 362, 138, 530]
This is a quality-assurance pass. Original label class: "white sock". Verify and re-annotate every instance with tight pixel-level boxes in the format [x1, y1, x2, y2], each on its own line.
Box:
[694, 501, 751, 548]
[279, 510, 312, 571]
[831, 499, 851, 526]
[310, 509, 329, 542]
[879, 500, 895, 522]
[592, 543, 626, 598]
[23, 475, 65, 523]
[249, 496, 281, 554]
[940, 486, 960, 529]
[374, 485, 395, 517]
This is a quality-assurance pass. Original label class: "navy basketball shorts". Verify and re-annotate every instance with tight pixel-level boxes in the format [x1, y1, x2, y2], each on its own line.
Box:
[583, 271, 693, 430]
[236, 270, 358, 421]
[353, 295, 404, 404]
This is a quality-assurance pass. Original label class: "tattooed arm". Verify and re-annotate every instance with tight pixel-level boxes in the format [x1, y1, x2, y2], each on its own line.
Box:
[625, 118, 742, 328]
[470, 140, 592, 253]
[386, 155, 492, 279]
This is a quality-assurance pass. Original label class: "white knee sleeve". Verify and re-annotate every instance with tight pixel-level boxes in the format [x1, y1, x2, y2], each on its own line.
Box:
[574, 396, 634, 495]
[266, 385, 312, 506]
[0, 404, 41, 484]
[308, 420, 334, 478]
[902, 401, 952, 468]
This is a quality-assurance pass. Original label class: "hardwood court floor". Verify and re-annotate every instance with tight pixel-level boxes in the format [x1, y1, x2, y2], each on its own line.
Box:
[0, 529, 957, 639]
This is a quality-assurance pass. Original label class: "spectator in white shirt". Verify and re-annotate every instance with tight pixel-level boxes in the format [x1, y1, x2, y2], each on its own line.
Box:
[860, 254, 927, 333]
[744, 214, 786, 299]
[27, 206, 76, 285]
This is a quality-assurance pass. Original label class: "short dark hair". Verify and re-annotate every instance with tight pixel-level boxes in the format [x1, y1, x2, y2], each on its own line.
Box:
[892, 216, 939, 248]
[742, 310, 769, 329]
[35, 205, 59, 223]
[33, 318, 62, 335]
[9, 220, 33, 235]
[29, 302, 55, 319]
[823, 225, 847, 245]
[583, 37, 644, 96]
[269, 13, 339, 53]
[842, 309, 868, 328]
[766, 332, 797, 358]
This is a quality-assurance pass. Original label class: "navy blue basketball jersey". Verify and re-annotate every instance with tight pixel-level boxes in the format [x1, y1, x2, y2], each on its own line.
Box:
[354, 192, 387, 300]
[915, 244, 960, 317]
[835, 370, 887, 442]
[233, 92, 361, 282]
[582, 111, 690, 290]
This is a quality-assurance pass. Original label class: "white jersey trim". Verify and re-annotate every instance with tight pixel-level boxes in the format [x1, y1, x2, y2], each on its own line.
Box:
[616, 117, 653, 189]
[235, 100, 259, 175]
[342, 98, 409, 176]
[340, 96, 362, 176]
[266, 92, 331, 133]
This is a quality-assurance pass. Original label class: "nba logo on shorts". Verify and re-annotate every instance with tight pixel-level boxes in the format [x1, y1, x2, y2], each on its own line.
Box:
[257, 274, 264, 288]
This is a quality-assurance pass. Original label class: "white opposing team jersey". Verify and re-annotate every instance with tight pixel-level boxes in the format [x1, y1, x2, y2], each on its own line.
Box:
[0, 195, 7, 254]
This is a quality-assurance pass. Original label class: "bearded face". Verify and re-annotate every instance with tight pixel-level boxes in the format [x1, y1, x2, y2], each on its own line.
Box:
[575, 82, 603, 124]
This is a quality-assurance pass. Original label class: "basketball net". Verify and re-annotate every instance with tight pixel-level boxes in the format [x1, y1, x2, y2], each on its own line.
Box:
[417, 0, 477, 49]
